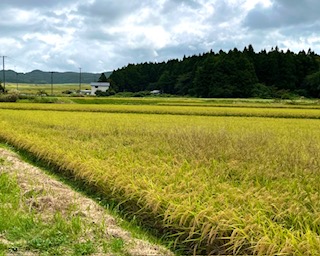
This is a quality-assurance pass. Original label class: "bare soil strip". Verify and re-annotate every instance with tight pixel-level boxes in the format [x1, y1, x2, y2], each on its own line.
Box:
[0, 148, 173, 256]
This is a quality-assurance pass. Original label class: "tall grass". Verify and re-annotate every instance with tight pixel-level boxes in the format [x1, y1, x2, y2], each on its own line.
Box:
[0, 109, 319, 254]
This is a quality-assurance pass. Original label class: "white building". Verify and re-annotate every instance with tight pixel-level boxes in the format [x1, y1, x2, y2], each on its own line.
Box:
[90, 82, 110, 95]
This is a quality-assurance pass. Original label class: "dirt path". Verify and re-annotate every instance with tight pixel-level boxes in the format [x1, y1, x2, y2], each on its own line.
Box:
[0, 148, 173, 256]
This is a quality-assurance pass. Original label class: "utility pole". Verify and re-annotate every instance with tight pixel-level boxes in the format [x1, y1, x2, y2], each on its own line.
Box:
[79, 67, 82, 92]
[16, 73, 19, 90]
[1, 56, 7, 91]
[15, 66, 18, 90]
[50, 71, 54, 95]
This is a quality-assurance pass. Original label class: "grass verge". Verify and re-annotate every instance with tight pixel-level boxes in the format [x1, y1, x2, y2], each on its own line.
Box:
[0, 146, 173, 256]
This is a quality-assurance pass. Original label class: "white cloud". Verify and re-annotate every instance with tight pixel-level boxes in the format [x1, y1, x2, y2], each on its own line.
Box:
[0, 0, 319, 73]
[242, 0, 272, 10]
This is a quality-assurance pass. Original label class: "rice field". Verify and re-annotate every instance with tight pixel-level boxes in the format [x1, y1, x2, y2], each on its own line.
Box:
[0, 101, 319, 255]
[1, 102, 320, 119]
[5, 83, 91, 95]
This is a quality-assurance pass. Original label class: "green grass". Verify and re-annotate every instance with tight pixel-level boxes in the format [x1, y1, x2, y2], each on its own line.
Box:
[0, 172, 92, 255]
[0, 150, 169, 255]
[103, 238, 127, 255]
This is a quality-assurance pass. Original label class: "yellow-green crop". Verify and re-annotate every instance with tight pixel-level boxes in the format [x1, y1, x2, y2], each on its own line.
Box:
[0, 105, 319, 255]
[5, 83, 91, 95]
[1, 102, 320, 119]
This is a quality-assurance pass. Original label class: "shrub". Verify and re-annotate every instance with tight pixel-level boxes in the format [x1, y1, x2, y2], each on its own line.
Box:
[95, 90, 116, 97]
[132, 91, 151, 97]
[37, 90, 48, 96]
[0, 90, 20, 102]
[251, 83, 273, 98]
[32, 97, 60, 103]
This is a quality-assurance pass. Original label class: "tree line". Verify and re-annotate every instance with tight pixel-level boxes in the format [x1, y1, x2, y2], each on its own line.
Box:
[109, 45, 320, 98]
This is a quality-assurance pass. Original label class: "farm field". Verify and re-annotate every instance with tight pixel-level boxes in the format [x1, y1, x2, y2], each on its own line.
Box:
[2, 101, 320, 119]
[67, 96, 320, 108]
[0, 148, 171, 256]
[0, 100, 319, 255]
[5, 83, 91, 95]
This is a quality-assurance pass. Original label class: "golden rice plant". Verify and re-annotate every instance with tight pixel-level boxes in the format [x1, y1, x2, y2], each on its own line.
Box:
[1, 102, 320, 119]
[0, 107, 319, 254]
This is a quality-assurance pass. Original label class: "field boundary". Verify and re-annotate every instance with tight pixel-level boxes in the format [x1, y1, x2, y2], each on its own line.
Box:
[0, 146, 174, 255]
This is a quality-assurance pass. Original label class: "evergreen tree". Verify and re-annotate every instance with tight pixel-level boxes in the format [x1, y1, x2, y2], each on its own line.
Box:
[304, 71, 320, 97]
[109, 45, 320, 98]
[193, 55, 215, 97]
[98, 73, 108, 82]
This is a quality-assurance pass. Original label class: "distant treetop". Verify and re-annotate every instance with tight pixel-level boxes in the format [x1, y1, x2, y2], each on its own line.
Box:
[98, 73, 108, 82]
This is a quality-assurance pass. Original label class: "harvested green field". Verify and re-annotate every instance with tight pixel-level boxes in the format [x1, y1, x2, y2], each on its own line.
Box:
[0, 101, 319, 255]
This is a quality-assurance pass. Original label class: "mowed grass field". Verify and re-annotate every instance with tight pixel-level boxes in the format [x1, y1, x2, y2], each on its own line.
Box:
[0, 100, 319, 255]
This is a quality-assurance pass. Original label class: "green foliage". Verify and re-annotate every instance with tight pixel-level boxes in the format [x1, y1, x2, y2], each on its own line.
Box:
[0, 173, 35, 243]
[98, 73, 108, 82]
[103, 238, 125, 254]
[0, 94, 19, 102]
[36, 89, 48, 96]
[0, 155, 162, 255]
[95, 89, 116, 97]
[132, 91, 151, 97]
[0, 82, 5, 93]
[251, 83, 274, 98]
[73, 241, 96, 255]
[110, 46, 320, 98]
[304, 71, 320, 97]
[62, 89, 76, 94]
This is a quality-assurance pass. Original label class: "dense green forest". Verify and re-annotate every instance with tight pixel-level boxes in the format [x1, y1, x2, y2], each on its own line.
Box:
[109, 45, 320, 98]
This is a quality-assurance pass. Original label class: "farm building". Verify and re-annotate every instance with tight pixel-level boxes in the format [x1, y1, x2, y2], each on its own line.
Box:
[90, 82, 110, 95]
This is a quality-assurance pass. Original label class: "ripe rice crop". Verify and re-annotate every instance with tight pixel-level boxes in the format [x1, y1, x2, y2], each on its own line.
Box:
[5, 83, 91, 95]
[0, 107, 319, 254]
[1, 102, 320, 119]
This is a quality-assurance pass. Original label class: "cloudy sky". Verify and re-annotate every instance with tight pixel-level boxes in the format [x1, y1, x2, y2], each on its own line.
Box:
[0, 0, 319, 73]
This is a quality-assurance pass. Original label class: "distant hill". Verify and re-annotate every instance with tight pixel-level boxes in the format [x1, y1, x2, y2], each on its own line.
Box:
[1, 70, 112, 84]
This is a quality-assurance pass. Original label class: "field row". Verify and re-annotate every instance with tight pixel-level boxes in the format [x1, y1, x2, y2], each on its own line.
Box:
[69, 97, 320, 108]
[1, 102, 320, 119]
[0, 108, 319, 254]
